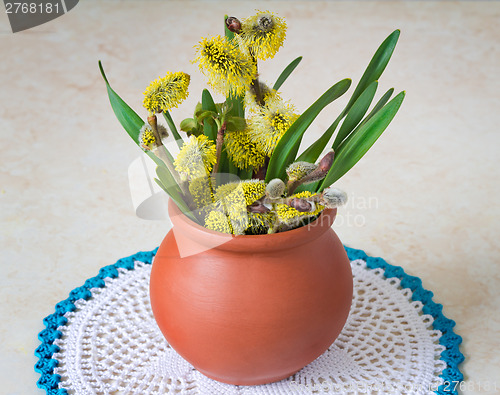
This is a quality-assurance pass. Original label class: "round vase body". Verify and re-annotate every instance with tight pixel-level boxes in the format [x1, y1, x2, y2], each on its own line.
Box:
[150, 201, 353, 386]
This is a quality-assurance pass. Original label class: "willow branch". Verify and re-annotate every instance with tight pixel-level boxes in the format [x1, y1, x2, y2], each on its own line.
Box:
[211, 121, 227, 182]
[250, 52, 265, 107]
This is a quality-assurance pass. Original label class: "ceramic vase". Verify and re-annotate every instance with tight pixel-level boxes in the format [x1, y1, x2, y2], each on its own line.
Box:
[150, 200, 353, 385]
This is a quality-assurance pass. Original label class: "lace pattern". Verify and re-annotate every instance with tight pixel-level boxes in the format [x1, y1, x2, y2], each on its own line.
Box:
[35, 247, 464, 394]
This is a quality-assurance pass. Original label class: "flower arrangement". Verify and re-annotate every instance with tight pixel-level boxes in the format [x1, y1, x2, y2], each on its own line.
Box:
[99, 11, 404, 235]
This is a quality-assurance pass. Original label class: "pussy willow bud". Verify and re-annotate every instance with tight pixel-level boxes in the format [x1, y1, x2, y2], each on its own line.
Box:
[300, 150, 335, 184]
[226, 16, 241, 33]
[286, 161, 318, 181]
[320, 187, 348, 208]
[139, 123, 168, 150]
[257, 14, 274, 33]
[318, 150, 335, 172]
[266, 178, 286, 199]
[147, 115, 157, 126]
[288, 198, 313, 212]
[247, 201, 270, 213]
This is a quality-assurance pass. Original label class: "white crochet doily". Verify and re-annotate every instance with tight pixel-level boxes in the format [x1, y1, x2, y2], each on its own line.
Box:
[53, 259, 446, 394]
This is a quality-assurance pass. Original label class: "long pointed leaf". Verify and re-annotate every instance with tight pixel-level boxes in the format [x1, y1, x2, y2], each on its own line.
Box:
[99, 61, 192, 217]
[163, 111, 184, 149]
[265, 78, 351, 182]
[218, 149, 231, 175]
[227, 92, 244, 118]
[99, 61, 177, 164]
[100, 63, 176, 169]
[343, 30, 400, 114]
[154, 177, 196, 222]
[155, 166, 183, 198]
[296, 113, 343, 163]
[155, 166, 197, 219]
[144, 150, 170, 169]
[273, 56, 302, 91]
[201, 89, 218, 142]
[359, 87, 394, 126]
[99, 61, 144, 145]
[333, 80, 378, 151]
[295, 31, 399, 164]
[336, 87, 395, 155]
[238, 167, 254, 181]
[297, 81, 377, 164]
[320, 91, 405, 189]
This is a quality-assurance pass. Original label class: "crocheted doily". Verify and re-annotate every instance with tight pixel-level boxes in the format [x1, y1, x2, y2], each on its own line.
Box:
[35, 247, 464, 395]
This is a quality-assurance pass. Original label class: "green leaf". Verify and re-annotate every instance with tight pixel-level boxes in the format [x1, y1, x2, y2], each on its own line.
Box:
[145, 151, 166, 169]
[295, 180, 320, 194]
[218, 148, 231, 175]
[155, 166, 181, 197]
[163, 111, 184, 149]
[180, 118, 197, 132]
[202, 89, 217, 113]
[99, 61, 144, 146]
[227, 93, 244, 118]
[155, 166, 197, 220]
[154, 177, 197, 222]
[225, 116, 246, 132]
[359, 88, 394, 126]
[194, 102, 203, 117]
[296, 113, 343, 163]
[99, 61, 191, 216]
[238, 167, 254, 181]
[336, 88, 395, 155]
[320, 91, 405, 190]
[216, 133, 230, 175]
[295, 30, 399, 164]
[273, 56, 302, 91]
[99, 61, 175, 164]
[332, 80, 378, 151]
[197, 111, 216, 123]
[265, 78, 352, 183]
[227, 156, 238, 175]
[343, 30, 400, 114]
[202, 89, 218, 142]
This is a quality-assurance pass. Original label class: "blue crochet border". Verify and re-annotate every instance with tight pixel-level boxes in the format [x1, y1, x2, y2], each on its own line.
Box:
[344, 247, 464, 395]
[35, 247, 464, 395]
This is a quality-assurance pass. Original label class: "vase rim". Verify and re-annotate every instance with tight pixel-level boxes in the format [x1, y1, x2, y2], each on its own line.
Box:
[168, 199, 338, 252]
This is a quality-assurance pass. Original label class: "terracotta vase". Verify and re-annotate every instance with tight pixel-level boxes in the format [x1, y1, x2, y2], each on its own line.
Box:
[150, 200, 353, 386]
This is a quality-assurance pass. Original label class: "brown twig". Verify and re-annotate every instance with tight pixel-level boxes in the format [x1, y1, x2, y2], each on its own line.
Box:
[286, 179, 302, 196]
[147, 115, 163, 147]
[253, 156, 269, 180]
[249, 51, 265, 107]
[211, 121, 227, 180]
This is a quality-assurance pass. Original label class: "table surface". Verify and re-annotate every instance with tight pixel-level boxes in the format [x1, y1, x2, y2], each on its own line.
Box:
[1, 1, 499, 394]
